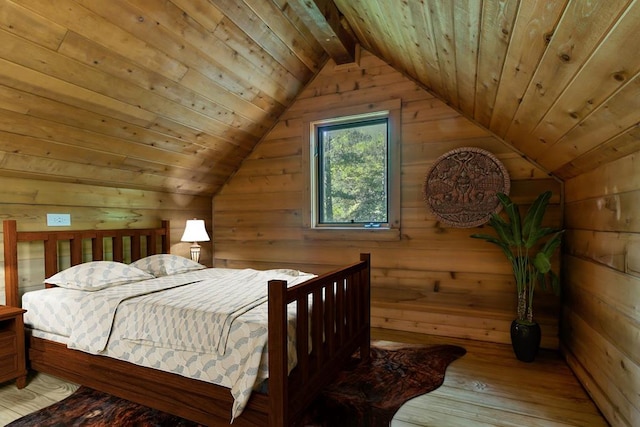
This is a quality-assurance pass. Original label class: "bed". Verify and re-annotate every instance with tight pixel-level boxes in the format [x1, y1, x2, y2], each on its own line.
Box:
[2, 220, 371, 426]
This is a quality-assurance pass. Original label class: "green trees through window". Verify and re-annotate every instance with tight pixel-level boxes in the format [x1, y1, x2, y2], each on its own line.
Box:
[317, 118, 388, 225]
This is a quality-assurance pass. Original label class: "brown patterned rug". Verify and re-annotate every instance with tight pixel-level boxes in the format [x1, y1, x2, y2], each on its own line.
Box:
[298, 341, 466, 426]
[8, 342, 465, 427]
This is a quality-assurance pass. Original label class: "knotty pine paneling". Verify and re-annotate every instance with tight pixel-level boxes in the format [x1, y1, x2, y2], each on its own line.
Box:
[563, 152, 640, 427]
[0, 176, 212, 306]
[213, 49, 563, 348]
[1, 0, 639, 204]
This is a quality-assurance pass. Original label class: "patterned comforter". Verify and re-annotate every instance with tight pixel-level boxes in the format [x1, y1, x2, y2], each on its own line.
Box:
[22, 267, 315, 421]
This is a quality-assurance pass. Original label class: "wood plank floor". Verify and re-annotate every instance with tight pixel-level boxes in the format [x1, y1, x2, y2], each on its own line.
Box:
[372, 329, 609, 427]
[0, 371, 79, 426]
[0, 329, 609, 426]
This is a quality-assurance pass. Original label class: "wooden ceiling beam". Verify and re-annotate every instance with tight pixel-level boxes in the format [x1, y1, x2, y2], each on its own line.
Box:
[287, 0, 357, 65]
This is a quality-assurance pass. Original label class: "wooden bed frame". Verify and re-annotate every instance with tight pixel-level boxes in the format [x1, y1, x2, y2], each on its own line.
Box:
[2, 219, 371, 426]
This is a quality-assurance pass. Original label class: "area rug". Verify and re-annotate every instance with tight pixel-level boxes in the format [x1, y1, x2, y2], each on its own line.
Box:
[298, 341, 466, 426]
[8, 342, 465, 427]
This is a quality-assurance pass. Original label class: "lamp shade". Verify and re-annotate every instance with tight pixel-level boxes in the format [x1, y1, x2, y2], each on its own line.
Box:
[180, 219, 210, 242]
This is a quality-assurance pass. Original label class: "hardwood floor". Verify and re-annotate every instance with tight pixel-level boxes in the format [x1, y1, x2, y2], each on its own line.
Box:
[0, 371, 78, 426]
[372, 329, 609, 427]
[0, 329, 608, 426]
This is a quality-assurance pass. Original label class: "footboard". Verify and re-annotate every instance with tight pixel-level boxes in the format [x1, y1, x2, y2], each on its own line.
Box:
[267, 253, 371, 426]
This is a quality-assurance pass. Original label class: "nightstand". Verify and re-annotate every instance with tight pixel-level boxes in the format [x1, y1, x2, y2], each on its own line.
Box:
[0, 306, 27, 388]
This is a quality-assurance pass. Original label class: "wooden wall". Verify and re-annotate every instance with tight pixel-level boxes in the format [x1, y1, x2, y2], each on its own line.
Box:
[213, 50, 563, 348]
[562, 152, 640, 427]
[0, 176, 212, 306]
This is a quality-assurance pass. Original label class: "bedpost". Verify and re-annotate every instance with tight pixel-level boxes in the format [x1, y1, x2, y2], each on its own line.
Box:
[3, 220, 19, 307]
[267, 279, 289, 427]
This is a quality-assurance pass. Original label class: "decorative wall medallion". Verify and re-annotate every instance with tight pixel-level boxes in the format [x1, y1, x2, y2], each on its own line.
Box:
[423, 147, 510, 228]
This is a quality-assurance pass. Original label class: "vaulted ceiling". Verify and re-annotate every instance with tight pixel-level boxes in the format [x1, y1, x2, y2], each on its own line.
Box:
[0, 0, 638, 196]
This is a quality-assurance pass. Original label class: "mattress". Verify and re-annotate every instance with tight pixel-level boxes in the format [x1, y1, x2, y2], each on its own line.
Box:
[22, 267, 314, 420]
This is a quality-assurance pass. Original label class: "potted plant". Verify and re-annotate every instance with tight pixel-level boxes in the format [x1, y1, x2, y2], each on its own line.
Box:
[471, 191, 564, 362]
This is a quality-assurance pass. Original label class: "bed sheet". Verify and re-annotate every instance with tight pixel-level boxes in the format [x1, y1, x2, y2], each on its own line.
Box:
[23, 287, 85, 337]
[22, 267, 314, 421]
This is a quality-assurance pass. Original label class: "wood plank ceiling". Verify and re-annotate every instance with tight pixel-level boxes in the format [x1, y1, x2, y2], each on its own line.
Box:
[0, 0, 638, 196]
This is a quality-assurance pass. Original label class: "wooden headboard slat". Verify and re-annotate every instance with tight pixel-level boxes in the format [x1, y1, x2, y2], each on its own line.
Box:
[113, 233, 124, 263]
[44, 238, 58, 280]
[70, 236, 83, 266]
[131, 231, 141, 261]
[92, 236, 103, 261]
[149, 233, 157, 256]
[3, 220, 171, 308]
[161, 220, 170, 251]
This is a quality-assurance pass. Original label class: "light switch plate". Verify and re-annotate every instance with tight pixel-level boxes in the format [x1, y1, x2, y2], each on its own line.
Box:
[47, 213, 71, 226]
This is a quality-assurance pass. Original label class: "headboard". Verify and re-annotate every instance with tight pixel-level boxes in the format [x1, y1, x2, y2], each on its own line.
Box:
[3, 220, 170, 307]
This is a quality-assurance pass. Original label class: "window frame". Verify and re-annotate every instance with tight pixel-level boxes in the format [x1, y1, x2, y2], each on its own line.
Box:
[302, 99, 401, 239]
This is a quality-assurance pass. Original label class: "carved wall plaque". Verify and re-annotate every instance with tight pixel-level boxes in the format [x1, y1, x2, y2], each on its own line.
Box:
[423, 147, 510, 228]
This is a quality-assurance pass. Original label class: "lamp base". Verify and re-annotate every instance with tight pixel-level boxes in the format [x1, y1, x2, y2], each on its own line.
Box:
[189, 243, 201, 263]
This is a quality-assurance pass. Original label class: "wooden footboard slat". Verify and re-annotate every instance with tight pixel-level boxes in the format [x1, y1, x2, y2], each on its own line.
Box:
[312, 288, 324, 373]
[325, 285, 336, 356]
[336, 278, 346, 347]
[297, 293, 310, 383]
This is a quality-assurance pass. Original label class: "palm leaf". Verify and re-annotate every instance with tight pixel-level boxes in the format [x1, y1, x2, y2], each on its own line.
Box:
[497, 193, 522, 245]
[540, 231, 564, 258]
[488, 213, 516, 246]
[470, 233, 515, 263]
[533, 252, 552, 274]
[522, 191, 552, 247]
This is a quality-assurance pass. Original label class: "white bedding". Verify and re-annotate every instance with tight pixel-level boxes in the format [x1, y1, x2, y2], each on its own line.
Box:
[22, 267, 315, 421]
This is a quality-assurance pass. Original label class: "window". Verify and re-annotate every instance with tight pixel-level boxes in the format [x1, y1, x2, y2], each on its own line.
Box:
[316, 116, 388, 226]
[304, 100, 400, 234]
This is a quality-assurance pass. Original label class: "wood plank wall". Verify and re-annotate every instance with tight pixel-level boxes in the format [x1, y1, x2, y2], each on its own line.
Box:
[562, 152, 640, 427]
[213, 49, 563, 348]
[0, 176, 212, 305]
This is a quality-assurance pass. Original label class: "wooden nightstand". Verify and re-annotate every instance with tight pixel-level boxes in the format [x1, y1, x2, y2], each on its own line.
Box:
[0, 306, 27, 388]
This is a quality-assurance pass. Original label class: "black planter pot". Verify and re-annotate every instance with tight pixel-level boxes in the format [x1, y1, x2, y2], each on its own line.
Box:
[510, 320, 541, 362]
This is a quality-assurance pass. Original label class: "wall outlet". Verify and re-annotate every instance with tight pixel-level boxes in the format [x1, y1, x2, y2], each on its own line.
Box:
[47, 213, 71, 226]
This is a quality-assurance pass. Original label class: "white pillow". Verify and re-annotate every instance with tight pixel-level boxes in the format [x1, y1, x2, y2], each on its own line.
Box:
[130, 254, 205, 277]
[45, 261, 154, 291]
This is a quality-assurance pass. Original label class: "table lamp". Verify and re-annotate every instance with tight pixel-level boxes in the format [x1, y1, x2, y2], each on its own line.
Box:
[180, 219, 210, 263]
